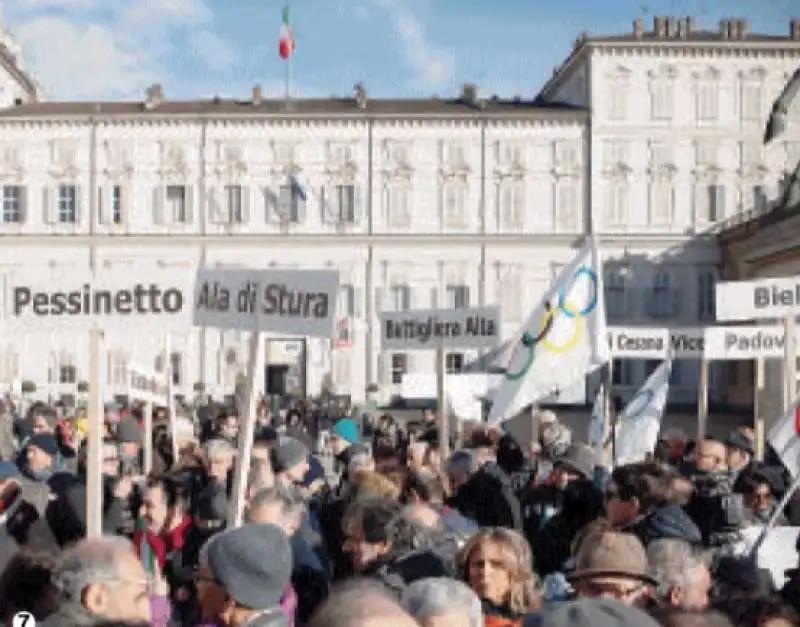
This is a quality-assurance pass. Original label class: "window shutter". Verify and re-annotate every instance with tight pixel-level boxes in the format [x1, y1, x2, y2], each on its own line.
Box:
[121, 183, 132, 225]
[97, 185, 108, 225]
[18, 185, 27, 224]
[296, 192, 307, 223]
[264, 187, 280, 223]
[353, 287, 363, 318]
[43, 186, 56, 224]
[152, 186, 164, 225]
[74, 186, 82, 224]
[241, 186, 251, 223]
[185, 185, 194, 224]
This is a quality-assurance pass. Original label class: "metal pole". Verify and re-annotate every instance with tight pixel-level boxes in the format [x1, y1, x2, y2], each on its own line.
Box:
[86, 327, 104, 538]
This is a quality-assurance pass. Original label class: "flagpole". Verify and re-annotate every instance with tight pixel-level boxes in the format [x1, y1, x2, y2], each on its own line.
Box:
[747, 464, 800, 559]
[284, 0, 292, 111]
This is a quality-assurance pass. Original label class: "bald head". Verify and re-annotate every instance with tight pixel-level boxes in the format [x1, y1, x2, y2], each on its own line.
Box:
[403, 503, 443, 533]
[310, 580, 418, 627]
[695, 439, 727, 472]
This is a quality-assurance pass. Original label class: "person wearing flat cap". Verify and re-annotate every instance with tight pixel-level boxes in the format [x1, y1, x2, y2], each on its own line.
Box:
[271, 437, 310, 487]
[725, 428, 755, 478]
[196, 523, 292, 627]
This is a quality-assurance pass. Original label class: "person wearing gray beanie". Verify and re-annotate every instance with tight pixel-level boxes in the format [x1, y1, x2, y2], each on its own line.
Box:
[270, 437, 310, 484]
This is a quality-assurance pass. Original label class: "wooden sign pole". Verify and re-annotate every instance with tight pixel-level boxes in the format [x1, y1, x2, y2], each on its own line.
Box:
[783, 314, 797, 413]
[86, 327, 104, 538]
[697, 358, 709, 443]
[143, 401, 154, 475]
[164, 334, 179, 464]
[228, 330, 263, 528]
[754, 357, 765, 461]
[436, 347, 450, 462]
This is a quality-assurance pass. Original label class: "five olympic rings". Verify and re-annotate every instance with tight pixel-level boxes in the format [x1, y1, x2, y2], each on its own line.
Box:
[504, 266, 599, 381]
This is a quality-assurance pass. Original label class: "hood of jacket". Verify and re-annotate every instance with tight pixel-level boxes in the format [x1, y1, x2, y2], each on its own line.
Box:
[636, 503, 702, 546]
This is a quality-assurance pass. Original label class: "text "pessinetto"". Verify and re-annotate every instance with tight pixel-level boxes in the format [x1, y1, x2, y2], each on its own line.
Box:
[13, 284, 185, 317]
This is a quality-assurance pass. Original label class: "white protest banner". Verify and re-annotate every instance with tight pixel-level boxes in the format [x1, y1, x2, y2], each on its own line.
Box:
[703, 324, 800, 360]
[1, 269, 193, 333]
[193, 267, 339, 336]
[380, 306, 501, 350]
[607, 327, 704, 359]
[716, 276, 800, 322]
[127, 365, 170, 406]
[615, 360, 672, 465]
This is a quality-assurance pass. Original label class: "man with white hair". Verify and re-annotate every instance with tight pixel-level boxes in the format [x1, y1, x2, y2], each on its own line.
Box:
[401, 577, 482, 627]
[42, 536, 153, 626]
[647, 539, 711, 611]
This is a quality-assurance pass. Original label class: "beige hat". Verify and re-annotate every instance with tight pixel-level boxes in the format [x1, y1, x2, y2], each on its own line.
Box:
[568, 531, 658, 586]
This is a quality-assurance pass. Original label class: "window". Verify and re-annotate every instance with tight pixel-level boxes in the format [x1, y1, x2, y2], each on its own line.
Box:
[59, 363, 77, 384]
[225, 185, 243, 223]
[602, 141, 629, 171]
[740, 82, 762, 121]
[111, 185, 123, 224]
[391, 353, 408, 385]
[649, 181, 675, 225]
[604, 180, 629, 226]
[697, 83, 718, 121]
[58, 184, 77, 223]
[498, 142, 524, 165]
[697, 271, 716, 321]
[389, 285, 411, 311]
[644, 360, 660, 378]
[333, 184, 356, 223]
[555, 142, 578, 170]
[605, 270, 628, 321]
[648, 271, 681, 319]
[695, 141, 718, 168]
[556, 179, 579, 230]
[609, 83, 628, 120]
[650, 81, 673, 120]
[500, 181, 524, 229]
[445, 285, 470, 309]
[165, 185, 187, 223]
[446, 353, 464, 374]
[386, 183, 411, 228]
[169, 352, 182, 386]
[2, 185, 21, 223]
[444, 142, 466, 167]
[752, 185, 768, 211]
[278, 183, 305, 222]
[698, 184, 725, 223]
[108, 350, 130, 386]
[611, 359, 633, 386]
[443, 183, 468, 228]
[338, 284, 356, 317]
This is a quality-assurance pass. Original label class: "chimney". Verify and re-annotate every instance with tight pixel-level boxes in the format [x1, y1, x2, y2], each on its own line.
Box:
[251, 84, 262, 106]
[719, 19, 729, 40]
[654, 16, 667, 38]
[144, 83, 163, 110]
[738, 18, 748, 38]
[353, 82, 367, 110]
[633, 18, 643, 38]
[666, 17, 677, 38]
[686, 16, 694, 33]
[460, 83, 478, 105]
[677, 18, 687, 39]
[791, 19, 800, 40]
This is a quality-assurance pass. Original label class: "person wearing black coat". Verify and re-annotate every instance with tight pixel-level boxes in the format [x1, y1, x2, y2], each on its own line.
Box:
[447, 459, 522, 530]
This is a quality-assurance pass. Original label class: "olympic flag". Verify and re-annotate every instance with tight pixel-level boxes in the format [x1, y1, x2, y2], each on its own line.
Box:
[614, 360, 672, 465]
[488, 238, 610, 423]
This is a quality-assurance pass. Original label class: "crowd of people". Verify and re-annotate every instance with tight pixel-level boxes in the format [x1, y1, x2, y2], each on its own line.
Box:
[0, 397, 797, 627]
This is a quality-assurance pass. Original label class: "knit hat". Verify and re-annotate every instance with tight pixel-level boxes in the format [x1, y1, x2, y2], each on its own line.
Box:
[525, 599, 661, 627]
[270, 437, 309, 473]
[28, 433, 59, 457]
[331, 418, 360, 444]
[568, 532, 658, 586]
[116, 418, 142, 444]
[206, 523, 292, 609]
[197, 483, 229, 523]
[553, 444, 594, 480]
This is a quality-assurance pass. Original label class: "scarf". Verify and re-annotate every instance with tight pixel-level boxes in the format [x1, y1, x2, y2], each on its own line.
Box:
[133, 515, 192, 576]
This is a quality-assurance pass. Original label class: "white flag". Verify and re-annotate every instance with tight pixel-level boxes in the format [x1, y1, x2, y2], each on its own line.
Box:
[614, 360, 672, 465]
[767, 397, 800, 480]
[488, 238, 609, 424]
[588, 389, 606, 466]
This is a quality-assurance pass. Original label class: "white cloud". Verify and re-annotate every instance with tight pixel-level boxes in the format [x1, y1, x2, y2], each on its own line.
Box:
[3, 0, 237, 99]
[370, 0, 455, 91]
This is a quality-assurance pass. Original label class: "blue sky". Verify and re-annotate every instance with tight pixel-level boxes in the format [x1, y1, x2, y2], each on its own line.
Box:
[1, 0, 795, 101]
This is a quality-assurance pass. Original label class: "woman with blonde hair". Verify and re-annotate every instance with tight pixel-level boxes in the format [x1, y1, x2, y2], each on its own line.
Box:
[456, 527, 541, 626]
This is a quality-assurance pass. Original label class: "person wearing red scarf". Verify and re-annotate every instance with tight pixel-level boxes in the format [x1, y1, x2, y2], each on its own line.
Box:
[133, 475, 192, 573]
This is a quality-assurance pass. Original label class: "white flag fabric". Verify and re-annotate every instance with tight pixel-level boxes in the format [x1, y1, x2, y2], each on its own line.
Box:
[488, 238, 610, 424]
[614, 360, 672, 465]
[767, 397, 800, 480]
[588, 389, 606, 467]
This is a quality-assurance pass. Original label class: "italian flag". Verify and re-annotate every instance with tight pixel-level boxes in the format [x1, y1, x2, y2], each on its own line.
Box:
[279, 4, 295, 60]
